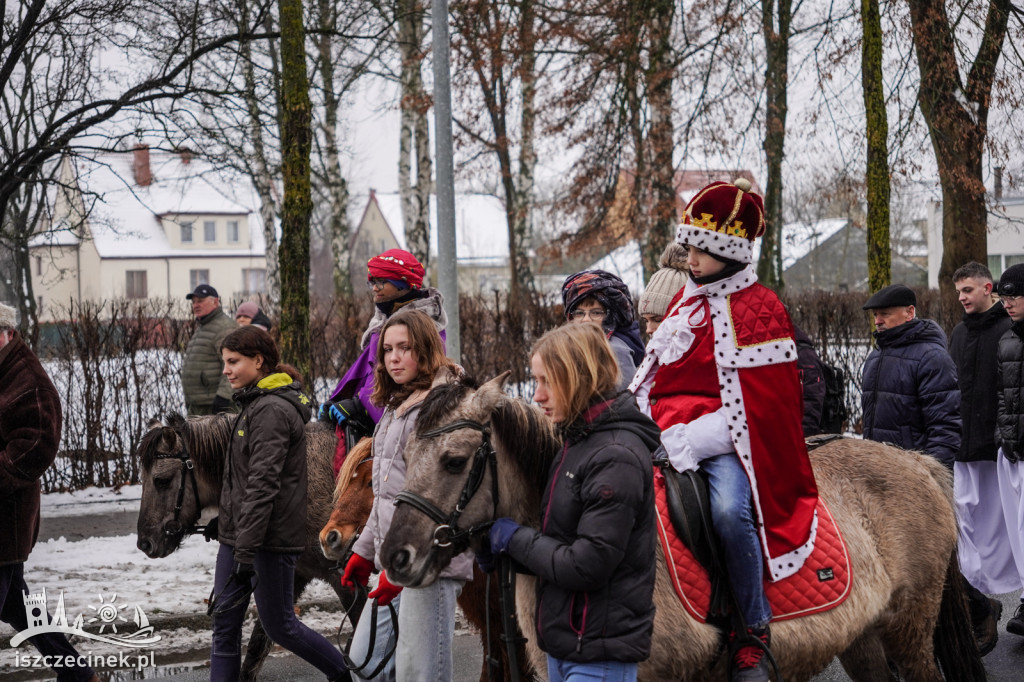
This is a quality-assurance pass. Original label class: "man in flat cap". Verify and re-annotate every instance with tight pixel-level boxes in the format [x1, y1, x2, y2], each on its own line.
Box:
[181, 283, 237, 415]
[860, 283, 960, 468]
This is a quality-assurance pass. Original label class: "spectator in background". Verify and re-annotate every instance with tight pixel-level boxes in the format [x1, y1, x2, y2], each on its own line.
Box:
[636, 242, 689, 336]
[320, 249, 446, 476]
[859, 284, 960, 468]
[182, 284, 237, 415]
[994, 264, 1024, 637]
[235, 301, 273, 331]
[948, 262, 1013, 654]
[0, 303, 101, 682]
[561, 270, 644, 390]
[793, 325, 827, 437]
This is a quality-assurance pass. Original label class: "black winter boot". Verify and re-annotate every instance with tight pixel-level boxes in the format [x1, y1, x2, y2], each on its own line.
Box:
[1007, 601, 1024, 637]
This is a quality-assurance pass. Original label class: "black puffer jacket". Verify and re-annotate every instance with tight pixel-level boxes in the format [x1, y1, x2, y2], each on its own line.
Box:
[949, 302, 1012, 462]
[861, 318, 960, 467]
[218, 373, 313, 564]
[505, 392, 659, 663]
[997, 320, 1024, 463]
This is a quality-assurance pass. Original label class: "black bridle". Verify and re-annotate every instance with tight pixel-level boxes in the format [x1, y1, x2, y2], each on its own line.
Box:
[150, 434, 205, 537]
[393, 418, 499, 550]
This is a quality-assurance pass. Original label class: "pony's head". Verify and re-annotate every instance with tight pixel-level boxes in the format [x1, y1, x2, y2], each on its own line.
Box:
[381, 369, 559, 587]
[319, 437, 375, 562]
[136, 413, 227, 558]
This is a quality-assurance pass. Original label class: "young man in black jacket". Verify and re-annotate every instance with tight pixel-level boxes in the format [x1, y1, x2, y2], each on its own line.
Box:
[995, 264, 1024, 636]
[949, 262, 1014, 652]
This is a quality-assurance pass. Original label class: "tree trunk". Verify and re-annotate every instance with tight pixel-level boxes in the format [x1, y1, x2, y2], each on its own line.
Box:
[241, 0, 280, 304]
[277, 0, 313, 379]
[511, 0, 537, 295]
[316, 0, 352, 296]
[907, 0, 1009, 304]
[861, 0, 891, 293]
[644, 0, 676, 281]
[758, 0, 791, 293]
[398, 0, 431, 267]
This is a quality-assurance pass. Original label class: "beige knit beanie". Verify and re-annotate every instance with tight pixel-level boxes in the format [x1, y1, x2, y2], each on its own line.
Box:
[638, 243, 689, 318]
[0, 303, 16, 330]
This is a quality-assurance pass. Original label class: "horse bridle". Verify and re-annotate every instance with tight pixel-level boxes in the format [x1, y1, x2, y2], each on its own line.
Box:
[151, 434, 205, 537]
[393, 418, 499, 550]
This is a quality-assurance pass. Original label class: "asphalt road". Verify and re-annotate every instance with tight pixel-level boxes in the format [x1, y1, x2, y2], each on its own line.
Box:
[23, 509, 1024, 681]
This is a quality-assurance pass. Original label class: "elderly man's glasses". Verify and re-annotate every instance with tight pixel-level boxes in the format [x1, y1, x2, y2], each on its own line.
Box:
[571, 308, 607, 321]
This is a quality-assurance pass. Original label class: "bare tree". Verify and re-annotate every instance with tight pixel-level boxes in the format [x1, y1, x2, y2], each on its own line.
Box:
[907, 0, 1011, 303]
[862, 0, 891, 293]
[396, 0, 432, 267]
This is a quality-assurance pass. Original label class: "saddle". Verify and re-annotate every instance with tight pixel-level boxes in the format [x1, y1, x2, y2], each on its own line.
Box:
[655, 437, 852, 625]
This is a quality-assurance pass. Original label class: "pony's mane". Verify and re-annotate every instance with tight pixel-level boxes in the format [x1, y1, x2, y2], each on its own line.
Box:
[492, 398, 561, 486]
[334, 437, 374, 502]
[415, 374, 481, 433]
[139, 413, 233, 471]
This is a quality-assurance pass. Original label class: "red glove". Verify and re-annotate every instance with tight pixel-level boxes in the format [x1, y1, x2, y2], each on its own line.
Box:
[341, 553, 374, 588]
[368, 571, 403, 606]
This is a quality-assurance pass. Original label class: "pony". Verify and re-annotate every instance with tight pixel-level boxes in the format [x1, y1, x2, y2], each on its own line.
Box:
[319, 437, 539, 682]
[379, 371, 985, 681]
[136, 414, 364, 682]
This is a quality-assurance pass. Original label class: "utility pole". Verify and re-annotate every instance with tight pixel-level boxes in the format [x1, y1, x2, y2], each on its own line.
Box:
[432, 0, 460, 363]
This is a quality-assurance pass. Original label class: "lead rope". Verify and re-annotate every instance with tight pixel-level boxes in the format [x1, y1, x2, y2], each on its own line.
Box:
[334, 583, 399, 680]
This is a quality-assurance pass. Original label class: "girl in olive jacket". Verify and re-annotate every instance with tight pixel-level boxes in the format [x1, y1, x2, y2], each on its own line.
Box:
[210, 326, 350, 682]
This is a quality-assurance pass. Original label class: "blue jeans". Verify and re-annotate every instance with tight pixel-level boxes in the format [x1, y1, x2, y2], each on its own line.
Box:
[210, 544, 348, 682]
[348, 591, 399, 682]
[702, 453, 772, 630]
[0, 564, 96, 682]
[547, 656, 637, 682]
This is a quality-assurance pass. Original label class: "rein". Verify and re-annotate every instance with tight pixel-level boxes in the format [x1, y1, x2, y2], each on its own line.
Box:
[393, 418, 499, 550]
[150, 433, 206, 537]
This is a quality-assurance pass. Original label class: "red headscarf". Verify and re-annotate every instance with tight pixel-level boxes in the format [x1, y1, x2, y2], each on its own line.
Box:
[367, 249, 425, 290]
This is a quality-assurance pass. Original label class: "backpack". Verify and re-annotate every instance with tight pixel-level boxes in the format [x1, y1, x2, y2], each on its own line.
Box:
[819, 362, 848, 434]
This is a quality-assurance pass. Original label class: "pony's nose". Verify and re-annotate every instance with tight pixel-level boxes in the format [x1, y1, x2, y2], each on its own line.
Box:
[326, 529, 341, 550]
[389, 548, 412, 572]
[137, 538, 153, 555]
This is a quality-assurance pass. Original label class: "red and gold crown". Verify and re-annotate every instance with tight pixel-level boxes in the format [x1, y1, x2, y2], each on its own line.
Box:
[675, 178, 766, 264]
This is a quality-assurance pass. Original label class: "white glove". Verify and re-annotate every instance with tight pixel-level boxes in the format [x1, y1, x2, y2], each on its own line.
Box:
[661, 410, 733, 473]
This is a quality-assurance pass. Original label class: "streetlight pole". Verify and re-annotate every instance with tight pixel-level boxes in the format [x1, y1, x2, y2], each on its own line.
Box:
[432, 0, 460, 363]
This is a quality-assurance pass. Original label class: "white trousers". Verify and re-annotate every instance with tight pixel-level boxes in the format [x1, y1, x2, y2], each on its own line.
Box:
[956, 458, 1024, 595]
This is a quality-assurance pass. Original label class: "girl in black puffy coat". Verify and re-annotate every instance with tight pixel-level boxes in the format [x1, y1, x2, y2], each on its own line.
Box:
[487, 323, 660, 682]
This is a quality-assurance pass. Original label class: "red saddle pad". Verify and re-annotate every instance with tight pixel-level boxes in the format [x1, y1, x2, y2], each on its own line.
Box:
[654, 467, 852, 623]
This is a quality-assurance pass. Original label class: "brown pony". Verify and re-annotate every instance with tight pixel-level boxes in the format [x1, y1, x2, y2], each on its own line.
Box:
[136, 414, 364, 682]
[379, 371, 985, 681]
[319, 438, 538, 682]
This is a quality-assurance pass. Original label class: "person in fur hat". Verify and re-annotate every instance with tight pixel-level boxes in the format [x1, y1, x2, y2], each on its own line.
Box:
[0, 303, 101, 682]
[629, 179, 818, 682]
[319, 249, 447, 476]
[637, 242, 689, 335]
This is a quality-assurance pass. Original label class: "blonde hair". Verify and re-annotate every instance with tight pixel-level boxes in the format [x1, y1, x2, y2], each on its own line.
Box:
[530, 323, 619, 425]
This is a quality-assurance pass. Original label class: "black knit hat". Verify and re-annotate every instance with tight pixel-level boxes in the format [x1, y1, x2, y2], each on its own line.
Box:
[997, 264, 1024, 297]
[863, 283, 916, 310]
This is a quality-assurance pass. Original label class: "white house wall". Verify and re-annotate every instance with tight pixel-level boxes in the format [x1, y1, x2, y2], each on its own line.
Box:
[927, 198, 1024, 287]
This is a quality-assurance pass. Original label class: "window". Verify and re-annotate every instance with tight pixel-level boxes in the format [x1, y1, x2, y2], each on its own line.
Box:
[180, 221, 193, 243]
[204, 220, 216, 243]
[190, 269, 210, 291]
[227, 220, 240, 243]
[126, 271, 148, 299]
[242, 268, 266, 294]
[1008, 254, 1024, 268]
[988, 255, 1003, 278]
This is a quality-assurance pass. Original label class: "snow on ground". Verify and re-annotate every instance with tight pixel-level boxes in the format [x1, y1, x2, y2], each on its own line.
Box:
[2, 486, 343, 672]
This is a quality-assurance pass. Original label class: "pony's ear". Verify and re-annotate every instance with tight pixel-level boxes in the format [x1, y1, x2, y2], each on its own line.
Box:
[431, 365, 457, 389]
[165, 413, 186, 429]
[472, 371, 511, 411]
[146, 416, 164, 431]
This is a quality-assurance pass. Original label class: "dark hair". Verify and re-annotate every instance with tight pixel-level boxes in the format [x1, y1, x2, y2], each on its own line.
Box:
[370, 309, 454, 408]
[221, 326, 280, 377]
[953, 261, 994, 284]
